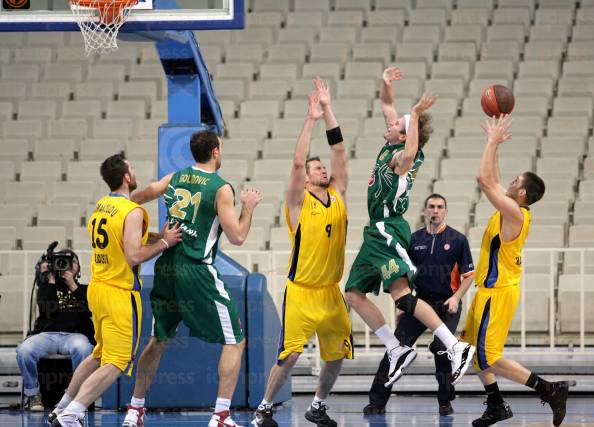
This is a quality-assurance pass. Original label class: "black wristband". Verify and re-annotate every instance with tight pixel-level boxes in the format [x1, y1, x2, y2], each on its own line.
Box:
[326, 126, 343, 146]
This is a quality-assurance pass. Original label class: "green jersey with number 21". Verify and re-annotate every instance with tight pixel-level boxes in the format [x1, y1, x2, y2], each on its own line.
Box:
[164, 166, 230, 264]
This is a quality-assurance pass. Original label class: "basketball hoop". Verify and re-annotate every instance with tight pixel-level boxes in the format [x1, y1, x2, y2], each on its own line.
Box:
[69, 0, 139, 55]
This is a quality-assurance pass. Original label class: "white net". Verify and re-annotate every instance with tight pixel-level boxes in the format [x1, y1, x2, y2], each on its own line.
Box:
[70, 0, 138, 56]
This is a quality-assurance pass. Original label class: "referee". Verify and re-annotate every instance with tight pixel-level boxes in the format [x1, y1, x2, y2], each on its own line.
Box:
[363, 193, 475, 417]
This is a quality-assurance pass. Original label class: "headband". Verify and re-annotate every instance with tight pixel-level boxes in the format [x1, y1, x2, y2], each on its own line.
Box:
[404, 114, 411, 134]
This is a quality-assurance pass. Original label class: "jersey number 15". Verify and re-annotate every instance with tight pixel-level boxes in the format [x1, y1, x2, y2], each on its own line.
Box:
[90, 218, 109, 249]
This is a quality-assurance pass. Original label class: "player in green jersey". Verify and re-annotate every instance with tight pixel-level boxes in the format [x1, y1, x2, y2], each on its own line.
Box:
[344, 67, 476, 389]
[122, 131, 262, 427]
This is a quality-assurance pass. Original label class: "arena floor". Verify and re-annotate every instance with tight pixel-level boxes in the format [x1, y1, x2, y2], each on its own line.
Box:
[2, 394, 593, 426]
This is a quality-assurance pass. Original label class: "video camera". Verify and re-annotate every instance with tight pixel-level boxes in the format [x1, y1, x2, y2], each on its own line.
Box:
[39, 241, 77, 276]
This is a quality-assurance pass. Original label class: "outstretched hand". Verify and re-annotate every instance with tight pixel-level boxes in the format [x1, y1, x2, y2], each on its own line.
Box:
[412, 92, 438, 114]
[307, 92, 324, 121]
[482, 114, 512, 145]
[313, 76, 331, 107]
[382, 67, 403, 84]
[240, 188, 263, 210]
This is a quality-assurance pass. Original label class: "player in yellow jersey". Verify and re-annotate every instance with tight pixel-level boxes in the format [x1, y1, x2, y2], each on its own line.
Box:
[460, 116, 571, 427]
[51, 154, 181, 427]
[252, 77, 351, 427]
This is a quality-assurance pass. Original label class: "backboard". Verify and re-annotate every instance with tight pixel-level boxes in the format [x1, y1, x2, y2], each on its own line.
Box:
[0, 0, 243, 31]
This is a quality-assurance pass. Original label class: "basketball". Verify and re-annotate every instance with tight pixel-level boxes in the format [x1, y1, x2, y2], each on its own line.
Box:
[481, 84, 515, 117]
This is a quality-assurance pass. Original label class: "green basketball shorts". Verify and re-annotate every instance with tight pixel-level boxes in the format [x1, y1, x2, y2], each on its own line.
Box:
[150, 248, 244, 345]
[345, 217, 417, 295]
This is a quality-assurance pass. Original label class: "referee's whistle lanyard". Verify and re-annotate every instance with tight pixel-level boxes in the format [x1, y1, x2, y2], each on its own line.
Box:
[429, 220, 437, 254]
[428, 221, 446, 255]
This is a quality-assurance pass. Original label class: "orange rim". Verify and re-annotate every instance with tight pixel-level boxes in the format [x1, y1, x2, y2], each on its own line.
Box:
[69, 0, 139, 24]
[70, 0, 139, 7]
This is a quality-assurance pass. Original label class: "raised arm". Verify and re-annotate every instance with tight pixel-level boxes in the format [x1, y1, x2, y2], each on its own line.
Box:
[314, 76, 348, 199]
[286, 92, 324, 228]
[380, 67, 402, 127]
[476, 115, 524, 239]
[217, 185, 262, 245]
[131, 173, 174, 205]
[123, 208, 181, 266]
[391, 93, 437, 176]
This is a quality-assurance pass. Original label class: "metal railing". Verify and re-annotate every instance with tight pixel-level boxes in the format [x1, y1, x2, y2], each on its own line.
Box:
[1, 248, 592, 355]
[221, 247, 594, 356]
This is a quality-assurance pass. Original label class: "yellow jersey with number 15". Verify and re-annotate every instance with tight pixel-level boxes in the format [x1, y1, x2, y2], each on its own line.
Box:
[285, 186, 347, 288]
[88, 193, 149, 291]
[476, 207, 531, 289]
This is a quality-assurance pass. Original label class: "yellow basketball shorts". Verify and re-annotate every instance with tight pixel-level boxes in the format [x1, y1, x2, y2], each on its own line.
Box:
[460, 285, 520, 372]
[277, 281, 353, 363]
[87, 282, 142, 376]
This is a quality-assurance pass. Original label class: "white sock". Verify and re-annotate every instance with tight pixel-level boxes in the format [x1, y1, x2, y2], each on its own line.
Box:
[259, 398, 272, 408]
[311, 395, 325, 409]
[62, 400, 87, 419]
[214, 397, 231, 413]
[56, 393, 73, 410]
[374, 324, 400, 350]
[130, 397, 145, 408]
[434, 324, 458, 349]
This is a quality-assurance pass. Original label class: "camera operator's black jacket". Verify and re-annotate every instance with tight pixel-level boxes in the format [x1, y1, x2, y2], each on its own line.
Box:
[33, 275, 95, 344]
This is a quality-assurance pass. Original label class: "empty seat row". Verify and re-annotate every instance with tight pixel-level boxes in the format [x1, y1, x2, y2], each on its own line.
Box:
[0, 118, 162, 141]
[211, 60, 594, 86]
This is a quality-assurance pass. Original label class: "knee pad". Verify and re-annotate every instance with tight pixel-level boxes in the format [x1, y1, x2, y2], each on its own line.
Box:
[394, 293, 418, 315]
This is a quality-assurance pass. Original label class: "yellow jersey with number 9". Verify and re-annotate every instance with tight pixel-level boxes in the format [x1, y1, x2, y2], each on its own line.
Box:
[285, 186, 347, 287]
[476, 207, 531, 289]
[88, 193, 149, 291]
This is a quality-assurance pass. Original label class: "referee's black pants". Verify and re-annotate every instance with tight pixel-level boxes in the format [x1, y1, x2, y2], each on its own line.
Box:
[368, 298, 462, 407]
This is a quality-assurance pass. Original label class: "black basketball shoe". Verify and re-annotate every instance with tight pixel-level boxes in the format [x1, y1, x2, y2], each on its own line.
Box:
[472, 401, 513, 427]
[304, 402, 337, 427]
[540, 380, 572, 427]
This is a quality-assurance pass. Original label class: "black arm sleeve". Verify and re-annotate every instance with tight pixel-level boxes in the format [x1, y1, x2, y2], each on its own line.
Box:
[326, 126, 343, 146]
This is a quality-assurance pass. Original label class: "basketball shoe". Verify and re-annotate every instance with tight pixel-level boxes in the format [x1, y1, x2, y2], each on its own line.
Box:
[51, 413, 83, 427]
[208, 409, 243, 427]
[251, 404, 278, 426]
[539, 380, 571, 426]
[122, 404, 145, 427]
[47, 407, 63, 425]
[438, 341, 475, 385]
[304, 401, 337, 427]
[472, 401, 513, 426]
[384, 345, 417, 387]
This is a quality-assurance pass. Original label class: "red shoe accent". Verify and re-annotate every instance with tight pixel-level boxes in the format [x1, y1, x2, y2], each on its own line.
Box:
[214, 410, 231, 426]
[126, 404, 145, 427]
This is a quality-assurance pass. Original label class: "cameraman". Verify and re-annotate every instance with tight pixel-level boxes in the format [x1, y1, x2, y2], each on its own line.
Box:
[16, 249, 94, 411]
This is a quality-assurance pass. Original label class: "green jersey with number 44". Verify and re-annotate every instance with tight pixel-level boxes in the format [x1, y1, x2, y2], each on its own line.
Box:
[164, 166, 230, 264]
[367, 142, 424, 222]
